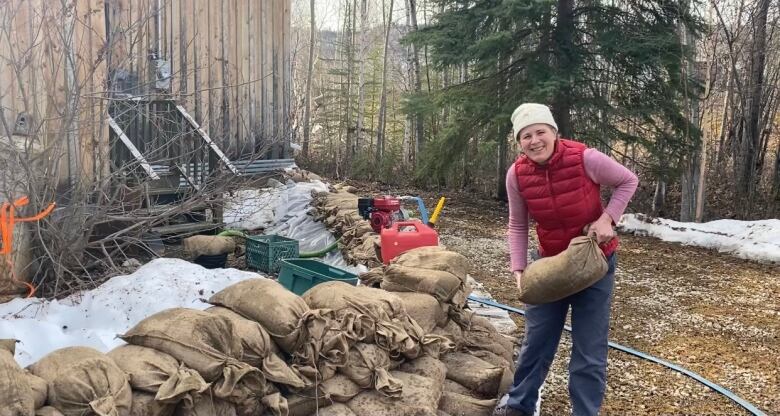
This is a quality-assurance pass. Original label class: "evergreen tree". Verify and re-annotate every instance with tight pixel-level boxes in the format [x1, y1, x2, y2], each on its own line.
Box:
[406, 0, 706, 196]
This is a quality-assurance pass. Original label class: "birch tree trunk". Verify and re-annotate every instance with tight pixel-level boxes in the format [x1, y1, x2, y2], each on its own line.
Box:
[375, 0, 394, 164]
[736, 0, 769, 218]
[355, 0, 369, 155]
[408, 0, 424, 166]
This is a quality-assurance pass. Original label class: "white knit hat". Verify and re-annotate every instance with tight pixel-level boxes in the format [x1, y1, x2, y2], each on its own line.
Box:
[511, 103, 558, 140]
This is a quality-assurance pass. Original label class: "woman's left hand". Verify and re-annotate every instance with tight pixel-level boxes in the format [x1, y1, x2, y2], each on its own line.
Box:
[587, 213, 616, 244]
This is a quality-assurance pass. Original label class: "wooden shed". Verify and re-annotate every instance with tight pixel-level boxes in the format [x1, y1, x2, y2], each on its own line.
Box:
[0, 0, 293, 188]
[0, 0, 293, 288]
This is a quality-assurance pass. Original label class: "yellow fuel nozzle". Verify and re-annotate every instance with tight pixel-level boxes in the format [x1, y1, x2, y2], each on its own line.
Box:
[428, 197, 446, 227]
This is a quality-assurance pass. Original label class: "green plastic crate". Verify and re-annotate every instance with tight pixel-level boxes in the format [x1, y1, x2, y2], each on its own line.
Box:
[246, 235, 299, 273]
[277, 259, 358, 295]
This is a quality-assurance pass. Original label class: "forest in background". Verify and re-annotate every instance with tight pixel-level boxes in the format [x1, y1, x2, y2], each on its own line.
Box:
[290, 0, 780, 221]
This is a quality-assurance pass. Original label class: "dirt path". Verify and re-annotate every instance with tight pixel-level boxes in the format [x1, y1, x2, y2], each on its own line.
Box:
[347, 181, 779, 415]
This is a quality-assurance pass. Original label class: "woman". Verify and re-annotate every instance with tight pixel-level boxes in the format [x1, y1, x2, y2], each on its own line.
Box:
[494, 103, 638, 416]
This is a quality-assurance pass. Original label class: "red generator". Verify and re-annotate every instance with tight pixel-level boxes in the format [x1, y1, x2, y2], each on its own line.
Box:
[380, 221, 439, 264]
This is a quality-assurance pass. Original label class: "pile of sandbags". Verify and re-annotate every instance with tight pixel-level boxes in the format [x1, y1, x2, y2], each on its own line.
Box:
[28, 346, 132, 416]
[8, 187, 519, 416]
[310, 188, 518, 415]
[312, 188, 382, 268]
[1, 339, 39, 415]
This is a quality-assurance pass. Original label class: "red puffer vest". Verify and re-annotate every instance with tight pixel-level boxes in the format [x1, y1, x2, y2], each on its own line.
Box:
[515, 139, 618, 258]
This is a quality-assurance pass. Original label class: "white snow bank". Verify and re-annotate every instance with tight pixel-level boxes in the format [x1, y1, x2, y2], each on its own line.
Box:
[618, 214, 780, 263]
[0, 258, 262, 367]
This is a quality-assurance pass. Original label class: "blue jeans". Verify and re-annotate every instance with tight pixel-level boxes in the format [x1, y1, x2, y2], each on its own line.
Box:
[507, 254, 617, 416]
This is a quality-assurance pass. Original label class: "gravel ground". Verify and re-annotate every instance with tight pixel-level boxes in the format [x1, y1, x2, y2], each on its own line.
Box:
[346, 181, 779, 416]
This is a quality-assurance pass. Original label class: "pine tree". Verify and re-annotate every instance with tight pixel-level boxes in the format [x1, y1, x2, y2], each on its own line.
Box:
[406, 0, 706, 196]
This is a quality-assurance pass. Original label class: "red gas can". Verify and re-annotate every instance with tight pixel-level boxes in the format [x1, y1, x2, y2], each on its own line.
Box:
[380, 220, 439, 264]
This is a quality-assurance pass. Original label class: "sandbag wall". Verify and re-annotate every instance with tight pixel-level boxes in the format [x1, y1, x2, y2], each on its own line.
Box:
[0, 185, 517, 416]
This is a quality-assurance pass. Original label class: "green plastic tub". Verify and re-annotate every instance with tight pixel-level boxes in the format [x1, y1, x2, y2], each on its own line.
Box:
[246, 234, 299, 273]
[277, 259, 358, 295]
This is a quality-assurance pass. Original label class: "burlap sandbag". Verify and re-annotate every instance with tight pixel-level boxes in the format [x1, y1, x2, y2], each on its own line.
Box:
[107, 345, 209, 407]
[28, 347, 131, 416]
[322, 374, 362, 403]
[399, 355, 447, 387]
[340, 220, 374, 247]
[25, 372, 48, 410]
[357, 267, 384, 287]
[181, 235, 236, 259]
[381, 265, 465, 304]
[440, 352, 503, 397]
[209, 279, 312, 353]
[345, 234, 381, 267]
[389, 246, 469, 280]
[302, 282, 419, 357]
[0, 339, 35, 416]
[432, 320, 464, 348]
[438, 391, 496, 416]
[289, 310, 350, 385]
[286, 388, 332, 416]
[205, 306, 305, 388]
[346, 371, 442, 416]
[339, 343, 403, 397]
[520, 236, 608, 304]
[128, 392, 176, 416]
[442, 379, 474, 397]
[467, 350, 514, 396]
[317, 403, 356, 416]
[393, 292, 448, 333]
[303, 282, 406, 321]
[120, 308, 264, 406]
[173, 396, 236, 416]
[453, 311, 514, 363]
[34, 408, 64, 416]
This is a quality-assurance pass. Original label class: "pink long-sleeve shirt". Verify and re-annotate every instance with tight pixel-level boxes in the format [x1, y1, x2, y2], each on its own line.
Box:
[507, 148, 639, 272]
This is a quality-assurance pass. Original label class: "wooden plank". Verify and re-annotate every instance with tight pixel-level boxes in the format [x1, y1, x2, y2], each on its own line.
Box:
[108, 116, 160, 179]
[192, 0, 203, 122]
[283, 0, 291, 157]
[176, 104, 239, 175]
[228, 0, 238, 154]
[206, 0, 217, 139]
[90, 0, 109, 180]
[248, 1, 257, 151]
[272, 0, 282, 158]
[170, 0, 180, 97]
[239, 0, 251, 155]
[262, 0, 272, 147]
[219, 0, 231, 155]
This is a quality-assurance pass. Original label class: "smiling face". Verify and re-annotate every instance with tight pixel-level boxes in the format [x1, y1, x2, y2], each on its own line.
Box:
[517, 123, 557, 164]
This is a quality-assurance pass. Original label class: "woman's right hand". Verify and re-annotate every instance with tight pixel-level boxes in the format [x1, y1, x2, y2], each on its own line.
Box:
[514, 271, 523, 289]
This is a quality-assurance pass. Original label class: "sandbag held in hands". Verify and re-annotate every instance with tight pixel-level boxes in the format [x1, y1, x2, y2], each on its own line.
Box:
[519, 236, 608, 304]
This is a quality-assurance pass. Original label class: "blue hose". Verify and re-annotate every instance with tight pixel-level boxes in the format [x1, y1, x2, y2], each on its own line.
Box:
[467, 295, 767, 416]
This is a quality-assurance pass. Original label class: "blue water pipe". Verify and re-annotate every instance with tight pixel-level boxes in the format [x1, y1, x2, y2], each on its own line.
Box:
[467, 295, 767, 416]
[401, 196, 430, 224]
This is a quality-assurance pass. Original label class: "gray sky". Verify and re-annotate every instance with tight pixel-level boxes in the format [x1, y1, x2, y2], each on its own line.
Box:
[293, 0, 408, 31]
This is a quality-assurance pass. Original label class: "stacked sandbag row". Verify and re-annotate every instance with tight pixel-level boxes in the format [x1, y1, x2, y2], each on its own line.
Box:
[202, 277, 455, 416]
[295, 281, 452, 416]
[308, 186, 518, 415]
[311, 187, 382, 268]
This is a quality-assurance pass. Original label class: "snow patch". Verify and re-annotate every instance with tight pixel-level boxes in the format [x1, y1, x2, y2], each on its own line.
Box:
[618, 214, 780, 263]
[0, 258, 262, 367]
